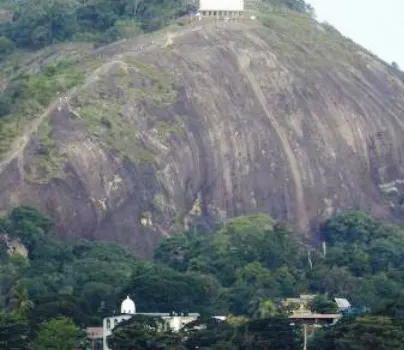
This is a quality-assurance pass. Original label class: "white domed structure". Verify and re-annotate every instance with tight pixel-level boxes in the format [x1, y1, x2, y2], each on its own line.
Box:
[121, 295, 136, 314]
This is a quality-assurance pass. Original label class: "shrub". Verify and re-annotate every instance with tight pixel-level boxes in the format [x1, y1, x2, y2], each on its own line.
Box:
[0, 36, 15, 59]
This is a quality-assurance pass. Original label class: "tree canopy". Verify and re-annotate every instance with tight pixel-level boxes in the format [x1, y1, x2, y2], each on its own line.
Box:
[108, 315, 186, 350]
[310, 315, 404, 350]
[1, 207, 404, 348]
[0, 0, 313, 52]
[32, 317, 85, 350]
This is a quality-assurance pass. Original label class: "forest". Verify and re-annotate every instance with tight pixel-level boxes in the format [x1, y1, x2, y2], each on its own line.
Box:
[0, 0, 313, 52]
[0, 0, 314, 121]
[1, 207, 404, 349]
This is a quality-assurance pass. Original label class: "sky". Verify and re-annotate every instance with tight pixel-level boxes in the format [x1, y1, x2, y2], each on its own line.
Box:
[307, 0, 404, 67]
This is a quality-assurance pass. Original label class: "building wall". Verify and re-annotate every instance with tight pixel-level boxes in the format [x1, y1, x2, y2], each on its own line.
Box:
[86, 327, 103, 339]
[162, 315, 199, 331]
[103, 315, 132, 350]
[86, 327, 103, 350]
[199, 0, 244, 12]
[102, 314, 200, 349]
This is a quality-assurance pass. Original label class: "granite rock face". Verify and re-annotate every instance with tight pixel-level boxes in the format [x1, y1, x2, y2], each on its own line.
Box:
[1, 15, 404, 257]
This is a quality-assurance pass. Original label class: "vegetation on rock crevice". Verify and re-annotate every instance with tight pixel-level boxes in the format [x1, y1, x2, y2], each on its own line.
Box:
[26, 120, 66, 183]
[0, 58, 85, 161]
[74, 60, 178, 164]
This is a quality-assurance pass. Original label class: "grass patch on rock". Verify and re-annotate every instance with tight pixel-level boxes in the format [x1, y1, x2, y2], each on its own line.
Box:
[154, 119, 186, 143]
[0, 59, 86, 160]
[261, 8, 362, 68]
[119, 59, 177, 105]
[75, 60, 179, 164]
[25, 120, 66, 184]
[78, 100, 155, 164]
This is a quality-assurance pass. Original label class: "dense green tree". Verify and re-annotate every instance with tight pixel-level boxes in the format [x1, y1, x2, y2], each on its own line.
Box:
[80, 281, 115, 317]
[7, 206, 53, 253]
[135, 0, 195, 31]
[238, 317, 300, 350]
[122, 264, 221, 314]
[0, 238, 8, 261]
[154, 232, 200, 272]
[0, 312, 30, 350]
[310, 316, 404, 350]
[308, 265, 357, 295]
[0, 0, 314, 54]
[309, 295, 338, 314]
[2, 207, 404, 349]
[351, 273, 402, 310]
[184, 318, 237, 349]
[155, 215, 305, 288]
[0, 0, 196, 49]
[321, 211, 380, 245]
[30, 295, 88, 330]
[76, 0, 118, 32]
[32, 317, 84, 350]
[235, 262, 275, 290]
[108, 315, 185, 350]
[185, 316, 300, 350]
[251, 299, 287, 319]
[9, 281, 33, 317]
[5, 0, 79, 48]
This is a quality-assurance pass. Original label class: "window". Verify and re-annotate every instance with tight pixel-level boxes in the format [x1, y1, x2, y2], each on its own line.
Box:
[106, 319, 111, 329]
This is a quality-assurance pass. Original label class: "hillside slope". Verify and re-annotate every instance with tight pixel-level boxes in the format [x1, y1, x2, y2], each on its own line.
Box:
[1, 12, 404, 257]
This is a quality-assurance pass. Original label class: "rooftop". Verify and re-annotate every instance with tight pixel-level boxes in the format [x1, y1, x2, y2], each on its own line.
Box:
[289, 313, 342, 320]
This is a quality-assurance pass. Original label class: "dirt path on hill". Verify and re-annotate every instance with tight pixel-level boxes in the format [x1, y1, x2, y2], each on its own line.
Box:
[0, 60, 123, 175]
[0, 25, 204, 177]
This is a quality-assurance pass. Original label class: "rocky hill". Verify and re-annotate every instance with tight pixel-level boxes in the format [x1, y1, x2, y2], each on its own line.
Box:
[1, 10, 404, 257]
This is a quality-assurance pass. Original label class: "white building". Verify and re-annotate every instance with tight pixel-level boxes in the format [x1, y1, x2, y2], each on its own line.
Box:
[103, 297, 135, 350]
[199, 0, 244, 18]
[102, 296, 201, 350]
[334, 298, 351, 312]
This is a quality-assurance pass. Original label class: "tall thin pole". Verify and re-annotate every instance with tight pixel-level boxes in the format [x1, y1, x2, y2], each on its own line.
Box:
[303, 323, 307, 350]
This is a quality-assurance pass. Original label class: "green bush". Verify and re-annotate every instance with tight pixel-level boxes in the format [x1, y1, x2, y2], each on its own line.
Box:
[0, 36, 15, 59]
[0, 95, 12, 117]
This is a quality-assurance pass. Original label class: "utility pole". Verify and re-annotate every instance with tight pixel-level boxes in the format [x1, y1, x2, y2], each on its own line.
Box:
[303, 323, 307, 350]
[307, 249, 313, 270]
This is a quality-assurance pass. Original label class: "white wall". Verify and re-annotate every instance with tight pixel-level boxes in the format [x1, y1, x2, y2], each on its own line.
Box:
[199, 0, 244, 11]
[102, 314, 200, 349]
[103, 315, 133, 350]
[165, 315, 199, 331]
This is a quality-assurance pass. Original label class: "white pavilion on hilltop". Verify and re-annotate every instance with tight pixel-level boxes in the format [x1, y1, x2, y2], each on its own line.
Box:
[198, 0, 244, 18]
[102, 296, 202, 350]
